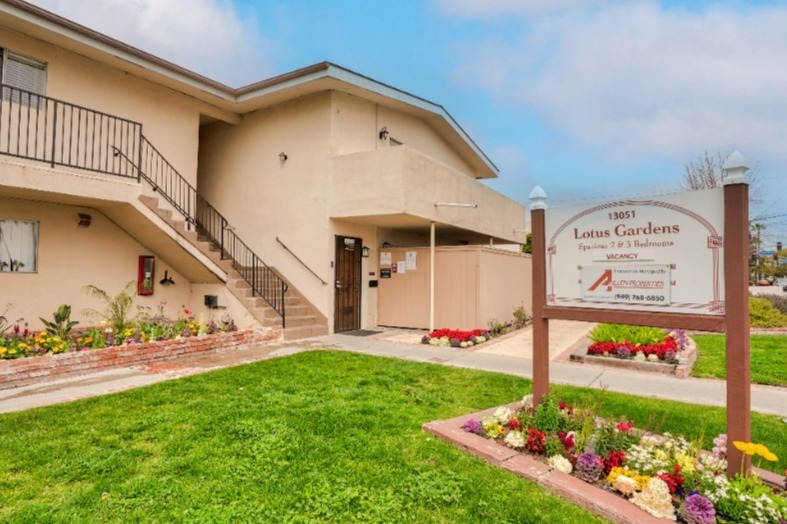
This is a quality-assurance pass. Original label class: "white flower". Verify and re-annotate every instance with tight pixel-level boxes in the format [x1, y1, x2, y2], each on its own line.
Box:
[634, 351, 647, 361]
[613, 475, 638, 496]
[547, 455, 573, 474]
[632, 478, 676, 520]
[647, 354, 660, 362]
[492, 407, 514, 424]
[504, 430, 525, 449]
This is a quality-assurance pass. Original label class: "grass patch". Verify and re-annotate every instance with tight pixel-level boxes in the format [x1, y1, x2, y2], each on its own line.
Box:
[0, 350, 785, 522]
[691, 334, 787, 386]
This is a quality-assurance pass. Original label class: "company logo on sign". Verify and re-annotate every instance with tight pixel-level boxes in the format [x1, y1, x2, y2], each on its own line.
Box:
[581, 265, 671, 306]
[588, 270, 613, 292]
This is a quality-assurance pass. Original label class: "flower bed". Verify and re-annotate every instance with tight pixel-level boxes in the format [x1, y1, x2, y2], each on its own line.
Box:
[420, 328, 492, 348]
[0, 327, 282, 391]
[573, 324, 698, 378]
[1, 312, 238, 360]
[457, 395, 786, 523]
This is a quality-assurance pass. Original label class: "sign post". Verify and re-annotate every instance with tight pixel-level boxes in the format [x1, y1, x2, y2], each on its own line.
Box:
[529, 151, 751, 477]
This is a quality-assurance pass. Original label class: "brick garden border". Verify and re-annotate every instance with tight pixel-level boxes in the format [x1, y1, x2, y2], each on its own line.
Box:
[0, 327, 282, 391]
[423, 404, 784, 524]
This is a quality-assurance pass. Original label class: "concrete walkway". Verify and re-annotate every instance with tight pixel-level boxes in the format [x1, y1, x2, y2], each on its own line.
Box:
[2, 321, 787, 420]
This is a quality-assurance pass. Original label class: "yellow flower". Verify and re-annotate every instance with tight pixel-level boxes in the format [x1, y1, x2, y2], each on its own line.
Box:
[733, 441, 758, 456]
[0, 347, 7, 356]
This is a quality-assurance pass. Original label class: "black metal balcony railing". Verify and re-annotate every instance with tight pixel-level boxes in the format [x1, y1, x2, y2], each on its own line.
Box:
[0, 84, 140, 178]
[0, 83, 287, 326]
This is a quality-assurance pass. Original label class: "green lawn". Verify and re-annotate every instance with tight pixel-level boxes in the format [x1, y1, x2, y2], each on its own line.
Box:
[1, 351, 785, 523]
[691, 334, 787, 386]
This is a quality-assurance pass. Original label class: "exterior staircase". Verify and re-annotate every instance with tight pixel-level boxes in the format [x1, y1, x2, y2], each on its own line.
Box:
[138, 194, 328, 339]
[0, 83, 327, 339]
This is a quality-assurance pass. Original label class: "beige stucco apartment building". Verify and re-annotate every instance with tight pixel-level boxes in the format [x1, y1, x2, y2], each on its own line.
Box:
[0, 0, 529, 338]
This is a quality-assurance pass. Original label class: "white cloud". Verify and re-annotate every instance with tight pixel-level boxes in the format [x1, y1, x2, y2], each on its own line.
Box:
[434, 0, 615, 17]
[30, 0, 275, 86]
[449, 2, 787, 170]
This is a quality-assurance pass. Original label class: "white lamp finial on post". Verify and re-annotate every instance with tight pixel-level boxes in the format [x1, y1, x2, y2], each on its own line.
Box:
[529, 185, 548, 210]
[722, 151, 749, 186]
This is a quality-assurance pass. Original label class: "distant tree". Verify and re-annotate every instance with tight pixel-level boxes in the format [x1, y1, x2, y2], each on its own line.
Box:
[683, 151, 773, 280]
[522, 233, 532, 254]
[682, 151, 765, 219]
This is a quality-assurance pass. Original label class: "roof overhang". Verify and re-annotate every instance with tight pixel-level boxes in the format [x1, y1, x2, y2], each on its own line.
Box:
[0, 0, 499, 178]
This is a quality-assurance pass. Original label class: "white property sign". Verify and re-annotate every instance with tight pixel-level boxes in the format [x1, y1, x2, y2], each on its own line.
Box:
[545, 188, 725, 315]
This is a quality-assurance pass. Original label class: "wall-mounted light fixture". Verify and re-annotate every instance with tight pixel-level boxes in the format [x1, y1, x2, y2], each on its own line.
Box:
[77, 213, 92, 227]
[378, 127, 389, 140]
[279, 152, 288, 162]
[361, 246, 370, 258]
[159, 270, 175, 285]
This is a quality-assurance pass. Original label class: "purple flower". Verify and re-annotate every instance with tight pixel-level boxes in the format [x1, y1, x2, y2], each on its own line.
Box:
[462, 419, 483, 435]
[421, 335, 430, 345]
[450, 338, 461, 348]
[680, 493, 715, 524]
[617, 347, 631, 359]
[576, 452, 603, 483]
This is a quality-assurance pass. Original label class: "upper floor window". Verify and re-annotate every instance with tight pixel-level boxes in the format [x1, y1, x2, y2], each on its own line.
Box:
[0, 219, 39, 273]
[0, 48, 47, 104]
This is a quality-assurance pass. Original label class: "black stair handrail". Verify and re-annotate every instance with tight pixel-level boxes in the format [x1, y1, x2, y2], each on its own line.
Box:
[0, 83, 141, 178]
[0, 83, 287, 326]
[113, 143, 288, 327]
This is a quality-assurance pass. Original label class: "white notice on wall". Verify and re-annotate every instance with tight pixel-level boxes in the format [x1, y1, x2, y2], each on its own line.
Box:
[405, 251, 417, 270]
[380, 252, 392, 266]
[397, 260, 407, 274]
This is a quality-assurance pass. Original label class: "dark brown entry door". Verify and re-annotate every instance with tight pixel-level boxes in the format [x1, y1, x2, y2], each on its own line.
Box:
[334, 236, 362, 333]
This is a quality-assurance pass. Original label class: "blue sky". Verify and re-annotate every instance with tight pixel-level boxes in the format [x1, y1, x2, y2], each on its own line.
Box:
[32, 0, 787, 245]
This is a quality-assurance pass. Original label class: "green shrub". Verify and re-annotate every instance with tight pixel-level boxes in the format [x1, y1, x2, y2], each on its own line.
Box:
[82, 281, 136, 333]
[749, 296, 787, 327]
[39, 304, 79, 338]
[588, 323, 667, 345]
[758, 293, 787, 316]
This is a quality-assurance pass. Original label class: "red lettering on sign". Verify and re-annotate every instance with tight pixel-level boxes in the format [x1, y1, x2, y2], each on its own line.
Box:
[588, 269, 613, 292]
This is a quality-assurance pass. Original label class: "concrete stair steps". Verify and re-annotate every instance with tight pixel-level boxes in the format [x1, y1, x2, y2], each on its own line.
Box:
[264, 304, 307, 318]
[280, 314, 318, 328]
[136, 192, 327, 340]
[283, 324, 329, 340]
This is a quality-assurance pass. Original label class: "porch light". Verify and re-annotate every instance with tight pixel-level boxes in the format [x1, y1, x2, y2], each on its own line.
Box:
[361, 246, 370, 258]
[77, 213, 92, 227]
[279, 152, 288, 162]
[378, 127, 389, 140]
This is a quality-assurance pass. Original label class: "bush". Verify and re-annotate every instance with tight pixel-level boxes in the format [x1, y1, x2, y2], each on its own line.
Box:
[757, 293, 787, 316]
[588, 324, 667, 345]
[749, 296, 787, 328]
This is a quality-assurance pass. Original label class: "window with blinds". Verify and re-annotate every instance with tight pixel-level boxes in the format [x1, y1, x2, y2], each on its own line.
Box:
[1, 49, 47, 106]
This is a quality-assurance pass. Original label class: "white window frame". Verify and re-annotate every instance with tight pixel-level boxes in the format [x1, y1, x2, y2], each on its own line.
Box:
[1, 48, 47, 104]
[0, 219, 39, 273]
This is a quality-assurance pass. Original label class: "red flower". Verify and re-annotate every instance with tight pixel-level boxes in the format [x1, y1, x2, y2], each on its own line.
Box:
[508, 418, 522, 430]
[183, 308, 191, 315]
[525, 427, 546, 454]
[616, 420, 634, 432]
[603, 450, 626, 474]
[656, 464, 684, 494]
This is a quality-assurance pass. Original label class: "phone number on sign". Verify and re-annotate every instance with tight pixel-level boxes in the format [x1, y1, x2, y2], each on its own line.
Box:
[614, 293, 666, 302]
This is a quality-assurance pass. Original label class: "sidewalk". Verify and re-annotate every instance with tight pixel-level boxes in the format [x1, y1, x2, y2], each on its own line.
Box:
[2, 322, 787, 419]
